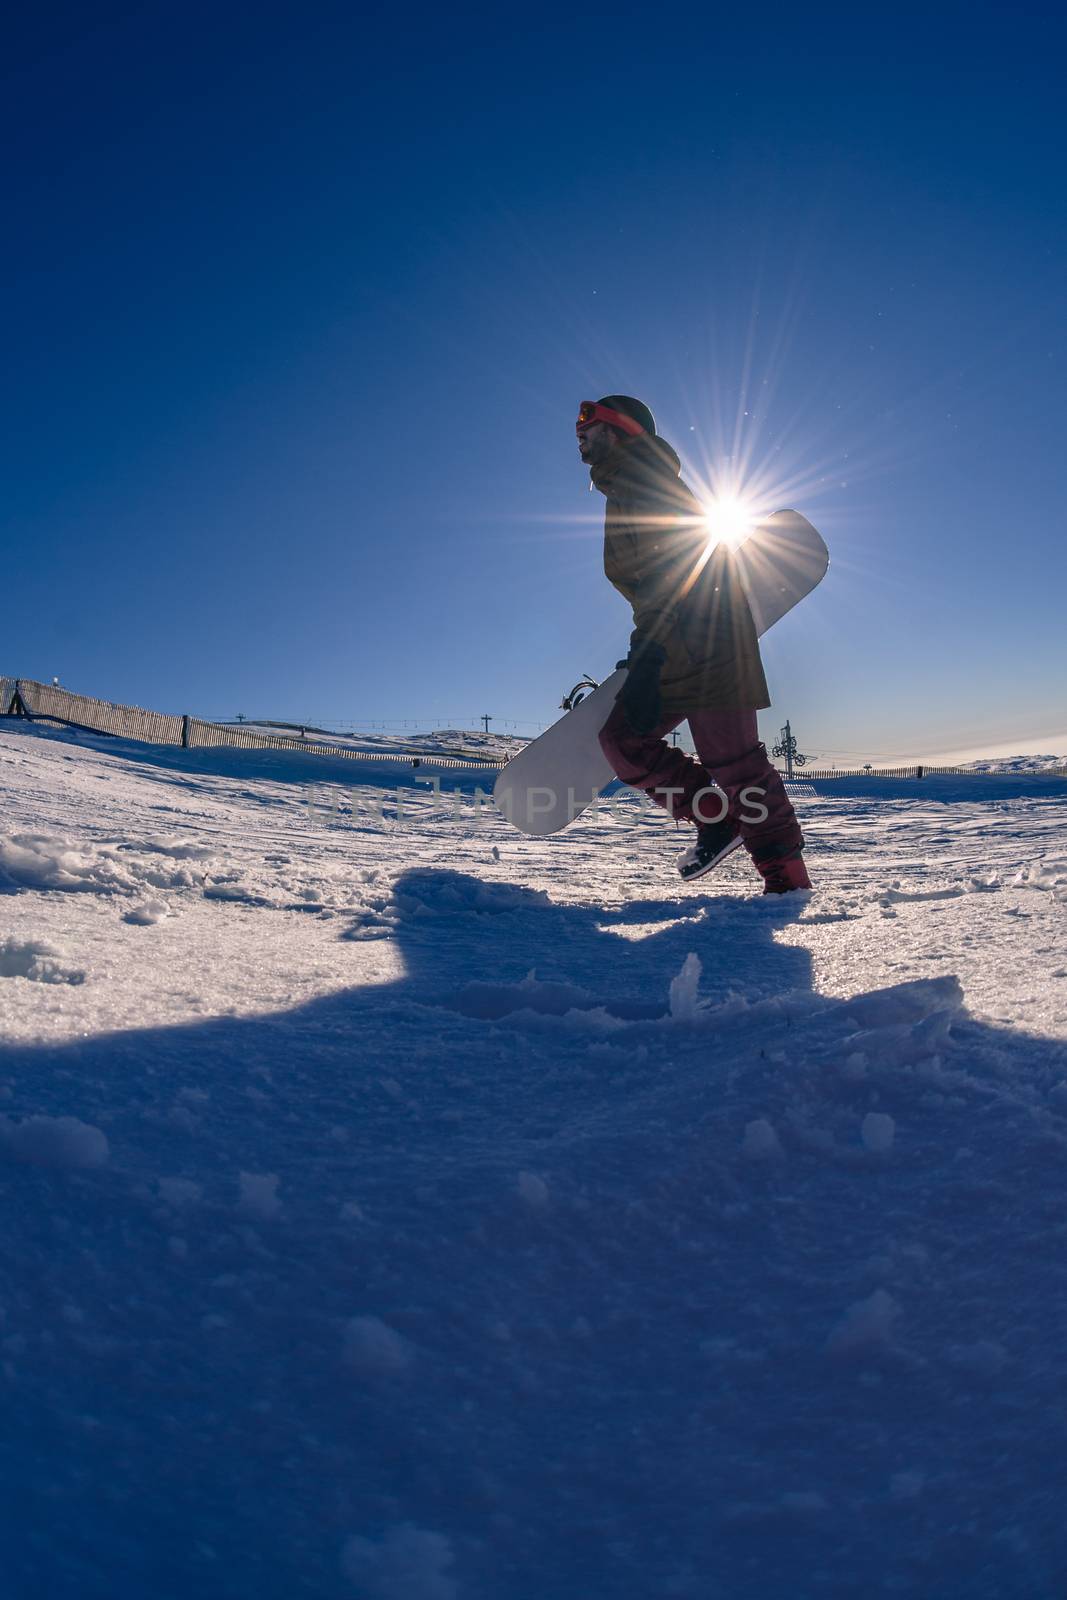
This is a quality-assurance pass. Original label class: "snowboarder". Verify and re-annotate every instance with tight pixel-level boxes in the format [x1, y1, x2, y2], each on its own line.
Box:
[576, 396, 811, 893]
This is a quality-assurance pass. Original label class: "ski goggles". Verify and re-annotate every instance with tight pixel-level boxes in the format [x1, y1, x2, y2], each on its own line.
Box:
[576, 400, 646, 437]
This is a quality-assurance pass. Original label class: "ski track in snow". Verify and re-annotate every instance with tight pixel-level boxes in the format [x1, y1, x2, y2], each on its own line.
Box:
[1, 720, 1066, 1599]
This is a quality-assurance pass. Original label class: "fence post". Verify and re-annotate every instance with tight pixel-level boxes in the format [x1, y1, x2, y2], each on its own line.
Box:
[915, 764, 924, 779]
[181, 715, 190, 749]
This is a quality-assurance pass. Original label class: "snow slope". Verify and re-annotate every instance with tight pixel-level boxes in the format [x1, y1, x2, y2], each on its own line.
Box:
[1, 719, 1066, 1599]
[224, 721, 526, 761]
[958, 753, 1067, 774]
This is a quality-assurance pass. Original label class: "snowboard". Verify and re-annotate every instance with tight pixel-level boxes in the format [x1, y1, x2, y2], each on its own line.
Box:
[494, 510, 828, 836]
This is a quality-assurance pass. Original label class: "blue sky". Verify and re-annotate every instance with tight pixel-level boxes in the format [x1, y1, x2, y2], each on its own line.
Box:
[2, 3, 1063, 761]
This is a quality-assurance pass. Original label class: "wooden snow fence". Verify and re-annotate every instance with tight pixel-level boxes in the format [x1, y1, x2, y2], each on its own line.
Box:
[0, 677, 502, 773]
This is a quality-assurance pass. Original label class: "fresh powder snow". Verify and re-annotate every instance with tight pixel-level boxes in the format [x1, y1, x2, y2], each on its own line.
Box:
[1, 717, 1066, 1598]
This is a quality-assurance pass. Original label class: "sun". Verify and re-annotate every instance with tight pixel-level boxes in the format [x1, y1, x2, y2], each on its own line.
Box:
[702, 493, 757, 550]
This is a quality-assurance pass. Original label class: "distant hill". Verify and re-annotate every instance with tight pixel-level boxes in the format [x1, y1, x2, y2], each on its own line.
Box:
[956, 754, 1067, 773]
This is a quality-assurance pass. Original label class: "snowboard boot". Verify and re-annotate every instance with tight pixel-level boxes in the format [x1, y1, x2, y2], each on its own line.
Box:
[676, 817, 743, 883]
[753, 841, 812, 895]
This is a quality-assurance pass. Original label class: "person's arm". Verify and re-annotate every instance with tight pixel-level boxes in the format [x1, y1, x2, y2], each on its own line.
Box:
[615, 485, 690, 731]
[627, 485, 701, 651]
[616, 634, 666, 733]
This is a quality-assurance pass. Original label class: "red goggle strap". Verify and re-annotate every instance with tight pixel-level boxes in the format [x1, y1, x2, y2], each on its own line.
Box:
[576, 403, 646, 436]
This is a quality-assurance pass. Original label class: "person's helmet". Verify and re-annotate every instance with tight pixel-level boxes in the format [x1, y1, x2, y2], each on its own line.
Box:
[596, 394, 657, 436]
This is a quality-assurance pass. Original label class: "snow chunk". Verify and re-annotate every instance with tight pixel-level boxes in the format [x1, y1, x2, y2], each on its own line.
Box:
[341, 1522, 456, 1598]
[861, 1112, 896, 1155]
[236, 1171, 281, 1220]
[123, 898, 170, 926]
[0, 936, 85, 985]
[0, 832, 114, 892]
[827, 1289, 899, 1360]
[668, 953, 703, 1020]
[344, 1316, 412, 1376]
[1013, 854, 1067, 894]
[0, 830, 215, 897]
[841, 978, 963, 1069]
[0, 831, 138, 894]
[0, 1114, 109, 1170]
[842, 975, 963, 1029]
[742, 1119, 783, 1162]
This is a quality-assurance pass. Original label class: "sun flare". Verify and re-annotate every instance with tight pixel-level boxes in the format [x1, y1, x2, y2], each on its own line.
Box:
[702, 493, 757, 550]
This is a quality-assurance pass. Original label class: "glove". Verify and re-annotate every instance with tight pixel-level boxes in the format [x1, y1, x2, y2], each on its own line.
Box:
[618, 635, 666, 735]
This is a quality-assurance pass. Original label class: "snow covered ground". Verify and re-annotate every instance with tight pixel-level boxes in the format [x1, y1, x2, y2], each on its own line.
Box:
[1, 717, 1066, 1599]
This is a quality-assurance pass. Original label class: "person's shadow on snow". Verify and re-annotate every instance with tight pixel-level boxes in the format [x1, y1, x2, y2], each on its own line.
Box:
[0, 867, 815, 1178]
[365, 866, 814, 1026]
[5, 869, 1067, 1600]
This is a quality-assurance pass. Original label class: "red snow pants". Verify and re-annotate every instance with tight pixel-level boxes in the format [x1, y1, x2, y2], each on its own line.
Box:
[597, 700, 802, 859]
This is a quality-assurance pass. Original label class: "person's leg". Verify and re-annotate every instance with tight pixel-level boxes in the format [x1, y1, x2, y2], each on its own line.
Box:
[687, 709, 807, 878]
[598, 698, 717, 821]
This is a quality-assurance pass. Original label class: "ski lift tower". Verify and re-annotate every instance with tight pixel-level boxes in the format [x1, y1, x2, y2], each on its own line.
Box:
[772, 720, 807, 781]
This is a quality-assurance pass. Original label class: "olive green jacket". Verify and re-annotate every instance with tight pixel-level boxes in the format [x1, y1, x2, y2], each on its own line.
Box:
[591, 432, 770, 714]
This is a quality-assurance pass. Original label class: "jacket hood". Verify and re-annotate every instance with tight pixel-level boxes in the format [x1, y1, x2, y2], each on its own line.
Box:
[590, 430, 681, 495]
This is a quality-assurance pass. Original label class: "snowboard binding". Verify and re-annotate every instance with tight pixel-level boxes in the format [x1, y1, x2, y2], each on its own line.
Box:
[560, 675, 600, 712]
